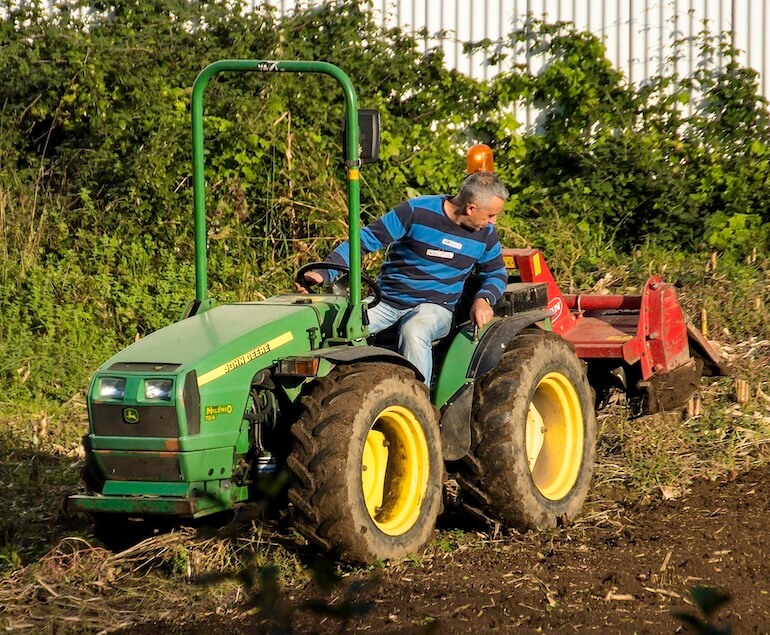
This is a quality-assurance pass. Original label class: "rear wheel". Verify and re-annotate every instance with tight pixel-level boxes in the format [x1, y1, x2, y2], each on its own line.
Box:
[287, 363, 443, 563]
[457, 331, 597, 529]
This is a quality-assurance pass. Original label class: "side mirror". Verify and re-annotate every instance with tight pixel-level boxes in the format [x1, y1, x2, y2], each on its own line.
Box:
[344, 109, 381, 164]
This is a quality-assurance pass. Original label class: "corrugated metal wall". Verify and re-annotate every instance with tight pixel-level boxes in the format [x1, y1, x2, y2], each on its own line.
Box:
[266, 1, 769, 125]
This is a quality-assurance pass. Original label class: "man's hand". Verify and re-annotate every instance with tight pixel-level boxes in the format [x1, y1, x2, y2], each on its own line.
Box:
[295, 270, 323, 293]
[470, 297, 494, 329]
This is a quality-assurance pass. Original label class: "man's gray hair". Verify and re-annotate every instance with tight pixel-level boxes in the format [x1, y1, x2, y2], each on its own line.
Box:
[457, 171, 509, 208]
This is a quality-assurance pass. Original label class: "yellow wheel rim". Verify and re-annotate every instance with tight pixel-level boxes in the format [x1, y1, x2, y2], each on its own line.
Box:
[361, 405, 430, 536]
[525, 372, 584, 501]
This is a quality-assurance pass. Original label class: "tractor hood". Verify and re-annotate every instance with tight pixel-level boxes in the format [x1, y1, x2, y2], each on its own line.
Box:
[89, 296, 348, 451]
[88, 295, 348, 458]
[82, 295, 347, 474]
[99, 298, 330, 374]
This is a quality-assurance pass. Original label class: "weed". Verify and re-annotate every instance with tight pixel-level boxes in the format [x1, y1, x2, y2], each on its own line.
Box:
[0, 545, 21, 573]
[435, 528, 469, 553]
[167, 545, 191, 578]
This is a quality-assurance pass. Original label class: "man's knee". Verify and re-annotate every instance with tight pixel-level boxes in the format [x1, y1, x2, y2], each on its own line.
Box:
[399, 319, 433, 345]
[417, 304, 452, 329]
[400, 305, 452, 344]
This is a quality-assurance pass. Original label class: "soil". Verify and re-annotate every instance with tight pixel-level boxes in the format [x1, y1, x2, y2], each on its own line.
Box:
[123, 463, 770, 635]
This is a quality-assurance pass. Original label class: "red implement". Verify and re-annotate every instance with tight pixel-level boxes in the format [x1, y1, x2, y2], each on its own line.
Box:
[502, 248, 728, 413]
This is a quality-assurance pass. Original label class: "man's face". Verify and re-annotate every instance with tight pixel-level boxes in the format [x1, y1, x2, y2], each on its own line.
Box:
[460, 196, 505, 231]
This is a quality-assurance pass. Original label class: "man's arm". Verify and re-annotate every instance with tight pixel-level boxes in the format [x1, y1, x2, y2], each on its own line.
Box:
[295, 270, 323, 293]
[470, 234, 507, 328]
[470, 296, 495, 329]
[299, 201, 413, 289]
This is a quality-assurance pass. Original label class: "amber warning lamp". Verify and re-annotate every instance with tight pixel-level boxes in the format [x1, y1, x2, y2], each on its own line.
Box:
[466, 143, 495, 174]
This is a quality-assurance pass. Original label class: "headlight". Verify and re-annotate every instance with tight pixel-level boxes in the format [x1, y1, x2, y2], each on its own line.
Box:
[145, 378, 173, 401]
[98, 377, 126, 400]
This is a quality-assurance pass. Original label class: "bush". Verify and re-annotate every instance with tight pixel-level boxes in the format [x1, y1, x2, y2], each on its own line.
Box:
[2, 3, 769, 408]
[477, 19, 770, 260]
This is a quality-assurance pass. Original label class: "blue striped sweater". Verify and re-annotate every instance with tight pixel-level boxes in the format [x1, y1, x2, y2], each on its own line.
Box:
[323, 195, 508, 309]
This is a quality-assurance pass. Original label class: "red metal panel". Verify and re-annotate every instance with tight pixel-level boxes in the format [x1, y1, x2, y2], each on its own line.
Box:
[502, 248, 576, 334]
[686, 319, 731, 375]
[562, 317, 640, 362]
[645, 281, 690, 375]
[502, 249, 703, 380]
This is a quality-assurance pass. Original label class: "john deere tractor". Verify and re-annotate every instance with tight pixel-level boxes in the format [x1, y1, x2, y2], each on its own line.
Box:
[68, 60, 597, 563]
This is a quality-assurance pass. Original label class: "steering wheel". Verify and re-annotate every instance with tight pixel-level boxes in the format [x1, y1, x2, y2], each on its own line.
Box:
[295, 262, 382, 309]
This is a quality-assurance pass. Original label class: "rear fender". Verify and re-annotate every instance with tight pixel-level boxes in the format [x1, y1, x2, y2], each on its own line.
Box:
[438, 311, 551, 461]
[467, 311, 552, 378]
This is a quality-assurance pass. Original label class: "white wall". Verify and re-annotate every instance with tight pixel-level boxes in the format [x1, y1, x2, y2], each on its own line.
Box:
[264, 1, 769, 125]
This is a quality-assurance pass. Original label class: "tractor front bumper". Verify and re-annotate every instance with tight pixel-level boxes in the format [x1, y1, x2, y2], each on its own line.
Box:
[67, 480, 243, 518]
[66, 493, 206, 517]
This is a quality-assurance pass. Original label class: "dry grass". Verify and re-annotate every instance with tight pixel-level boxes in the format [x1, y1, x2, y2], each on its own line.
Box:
[2, 376, 768, 633]
[589, 337, 770, 512]
[4, 359, 770, 633]
[0, 525, 308, 633]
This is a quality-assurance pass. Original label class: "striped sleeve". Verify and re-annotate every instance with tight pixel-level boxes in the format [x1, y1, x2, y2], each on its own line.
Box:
[474, 230, 507, 304]
[319, 202, 413, 283]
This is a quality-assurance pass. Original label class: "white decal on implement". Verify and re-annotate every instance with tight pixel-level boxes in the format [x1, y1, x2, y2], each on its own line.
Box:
[547, 297, 563, 322]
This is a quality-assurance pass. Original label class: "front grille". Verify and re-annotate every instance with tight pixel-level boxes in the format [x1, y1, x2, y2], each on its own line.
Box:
[91, 404, 179, 437]
[98, 452, 183, 481]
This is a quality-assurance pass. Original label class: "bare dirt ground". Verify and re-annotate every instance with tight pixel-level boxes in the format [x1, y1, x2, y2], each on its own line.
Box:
[120, 463, 770, 635]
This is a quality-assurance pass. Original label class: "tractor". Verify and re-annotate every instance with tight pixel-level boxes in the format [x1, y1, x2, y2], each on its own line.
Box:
[67, 60, 720, 563]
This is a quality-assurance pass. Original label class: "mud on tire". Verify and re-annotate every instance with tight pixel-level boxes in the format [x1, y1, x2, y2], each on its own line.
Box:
[457, 331, 597, 529]
[287, 363, 443, 563]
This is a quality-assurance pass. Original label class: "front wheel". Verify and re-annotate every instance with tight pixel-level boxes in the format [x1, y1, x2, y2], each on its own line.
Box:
[287, 363, 443, 563]
[458, 331, 597, 529]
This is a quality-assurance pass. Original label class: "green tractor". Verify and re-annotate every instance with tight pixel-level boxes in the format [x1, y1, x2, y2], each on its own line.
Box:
[67, 60, 597, 563]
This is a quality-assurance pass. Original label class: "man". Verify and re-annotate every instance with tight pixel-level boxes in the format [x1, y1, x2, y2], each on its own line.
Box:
[298, 170, 509, 385]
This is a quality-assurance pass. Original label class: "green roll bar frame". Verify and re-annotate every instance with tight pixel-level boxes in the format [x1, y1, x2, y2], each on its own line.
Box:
[190, 60, 365, 339]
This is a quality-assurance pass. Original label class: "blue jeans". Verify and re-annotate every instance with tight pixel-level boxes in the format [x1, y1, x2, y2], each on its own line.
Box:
[367, 300, 453, 385]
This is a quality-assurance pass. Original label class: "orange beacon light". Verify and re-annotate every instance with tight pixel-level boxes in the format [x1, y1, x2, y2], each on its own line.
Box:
[466, 143, 495, 174]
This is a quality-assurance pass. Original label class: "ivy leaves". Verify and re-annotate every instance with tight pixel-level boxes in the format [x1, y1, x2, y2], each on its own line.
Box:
[2, 4, 769, 404]
[484, 19, 770, 259]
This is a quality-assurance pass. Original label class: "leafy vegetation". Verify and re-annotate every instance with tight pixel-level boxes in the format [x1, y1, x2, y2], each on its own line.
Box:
[2, 2, 770, 631]
[672, 586, 733, 634]
[3, 2, 770, 406]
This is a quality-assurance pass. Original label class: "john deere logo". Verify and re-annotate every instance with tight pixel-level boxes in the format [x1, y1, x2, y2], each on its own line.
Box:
[123, 408, 140, 424]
